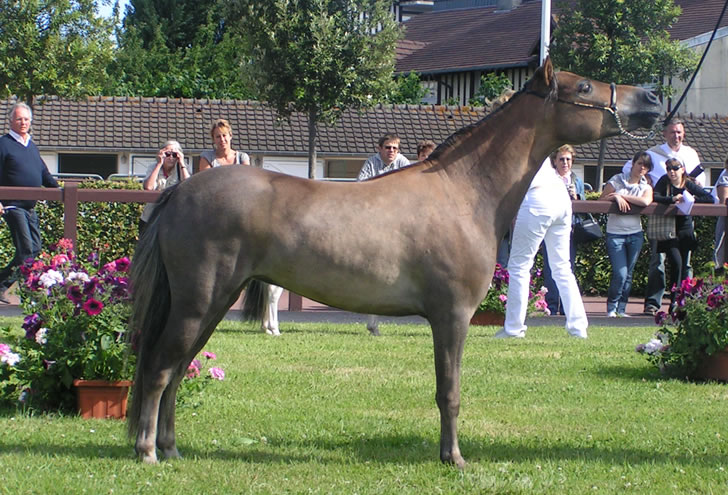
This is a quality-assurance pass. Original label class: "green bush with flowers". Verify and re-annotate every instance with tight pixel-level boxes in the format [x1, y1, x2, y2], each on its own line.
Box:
[0, 238, 134, 411]
[476, 263, 550, 316]
[636, 276, 728, 378]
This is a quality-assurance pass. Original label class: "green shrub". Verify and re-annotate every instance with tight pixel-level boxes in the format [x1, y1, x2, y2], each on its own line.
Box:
[0, 179, 144, 268]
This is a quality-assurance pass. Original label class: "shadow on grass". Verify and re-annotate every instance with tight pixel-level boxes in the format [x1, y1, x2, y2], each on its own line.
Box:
[1, 430, 725, 469]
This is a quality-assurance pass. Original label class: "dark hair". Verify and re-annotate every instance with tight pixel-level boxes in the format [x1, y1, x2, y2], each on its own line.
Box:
[631, 151, 653, 172]
[417, 139, 436, 156]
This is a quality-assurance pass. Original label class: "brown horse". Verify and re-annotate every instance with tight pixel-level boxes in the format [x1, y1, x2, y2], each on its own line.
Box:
[128, 58, 660, 467]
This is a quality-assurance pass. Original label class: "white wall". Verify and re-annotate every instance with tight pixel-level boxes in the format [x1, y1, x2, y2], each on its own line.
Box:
[667, 27, 728, 116]
[263, 157, 324, 179]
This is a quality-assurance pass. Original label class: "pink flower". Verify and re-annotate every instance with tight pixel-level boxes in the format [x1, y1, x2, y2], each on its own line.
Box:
[113, 257, 131, 272]
[186, 359, 201, 378]
[209, 367, 225, 380]
[203, 351, 217, 360]
[82, 298, 104, 316]
[51, 254, 69, 267]
[56, 238, 74, 251]
[0, 343, 9, 356]
[102, 261, 117, 273]
[498, 294, 507, 303]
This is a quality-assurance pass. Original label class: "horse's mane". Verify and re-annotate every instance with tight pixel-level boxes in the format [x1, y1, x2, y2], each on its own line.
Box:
[426, 69, 559, 163]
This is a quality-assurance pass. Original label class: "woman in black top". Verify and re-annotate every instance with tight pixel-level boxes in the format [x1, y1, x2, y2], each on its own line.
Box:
[652, 158, 714, 311]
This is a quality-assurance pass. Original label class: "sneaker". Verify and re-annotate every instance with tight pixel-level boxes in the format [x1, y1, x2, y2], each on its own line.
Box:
[644, 306, 659, 316]
[617, 312, 631, 318]
[606, 311, 617, 318]
[493, 328, 525, 339]
[0, 290, 9, 304]
[568, 331, 588, 339]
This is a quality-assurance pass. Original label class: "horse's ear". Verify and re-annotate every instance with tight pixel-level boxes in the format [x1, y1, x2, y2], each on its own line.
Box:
[543, 56, 555, 87]
[531, 56, 558, 98]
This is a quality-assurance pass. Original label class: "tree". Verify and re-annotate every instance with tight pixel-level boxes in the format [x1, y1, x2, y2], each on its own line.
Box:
[107, 0, 255, 99]
[468, 72, 512, 107]
[550, 0, 698, 189]
[231, 0, 401, 178]
[0, 0, 115, 105]
[388, 72, 429, 104]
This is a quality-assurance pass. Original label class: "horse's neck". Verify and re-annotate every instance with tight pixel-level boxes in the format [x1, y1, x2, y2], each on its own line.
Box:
[432, 97, 555, 221]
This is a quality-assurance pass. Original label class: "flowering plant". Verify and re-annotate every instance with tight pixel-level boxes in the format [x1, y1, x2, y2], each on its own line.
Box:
[476, 264, 550, 316]
[177, 350, 225, 407]
[0, 239, 134, 410]
[636, 277, 728, 378]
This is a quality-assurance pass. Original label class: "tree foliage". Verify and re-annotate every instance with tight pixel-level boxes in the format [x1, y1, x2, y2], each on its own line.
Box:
[550, 0, 697, 96]
[468, 72, 512, 107]
[230, 0, 401, 178]
[0, 0, 115, 104]
[388, 72, 429, 104]
[106, 0, 255, 99]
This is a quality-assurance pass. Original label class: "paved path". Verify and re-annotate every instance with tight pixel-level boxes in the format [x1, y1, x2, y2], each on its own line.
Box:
[0, 292, 661, 328]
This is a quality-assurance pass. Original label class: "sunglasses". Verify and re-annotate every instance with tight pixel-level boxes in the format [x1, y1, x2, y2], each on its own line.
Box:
[666, 165, 682, 171]
[384, 146, 399, 150]
[164, 151, 178, 158]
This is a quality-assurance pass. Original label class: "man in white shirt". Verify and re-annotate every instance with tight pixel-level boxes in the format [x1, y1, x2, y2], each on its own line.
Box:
[495, 157, 588, 339]
[620, 119, 704, 314]
[357, 134, 411, 181]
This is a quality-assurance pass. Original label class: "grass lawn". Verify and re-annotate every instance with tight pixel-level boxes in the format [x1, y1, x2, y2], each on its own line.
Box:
[2, 318, 727, 494]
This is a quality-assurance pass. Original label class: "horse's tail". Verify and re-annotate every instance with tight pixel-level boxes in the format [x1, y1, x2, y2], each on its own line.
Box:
[127, 188, 175, 439]
[241, 279, 267, 323]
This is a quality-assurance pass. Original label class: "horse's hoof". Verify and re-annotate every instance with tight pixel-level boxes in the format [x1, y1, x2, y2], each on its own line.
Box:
[265, 327, 281, 336]
[367, 326, 380, 336]
[441, 453, 467, 469]
[138, 451, 158, 464]
[162, 447, 182, 460]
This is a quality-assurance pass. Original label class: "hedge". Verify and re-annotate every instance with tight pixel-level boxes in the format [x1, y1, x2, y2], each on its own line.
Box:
[0, 180, 719, 298]
[0, 179, 144, 267]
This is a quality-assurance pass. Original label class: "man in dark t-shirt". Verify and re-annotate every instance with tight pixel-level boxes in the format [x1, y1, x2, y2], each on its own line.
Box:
[0, 102, 59, 302]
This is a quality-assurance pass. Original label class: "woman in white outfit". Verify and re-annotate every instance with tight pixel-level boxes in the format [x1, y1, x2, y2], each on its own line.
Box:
[495, 156, 588, 339]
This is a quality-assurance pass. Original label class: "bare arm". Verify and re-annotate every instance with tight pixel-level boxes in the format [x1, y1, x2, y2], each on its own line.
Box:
[198, 156, 212, 171]
[143, 149, 166, 191]
[719, 185, 728, 205]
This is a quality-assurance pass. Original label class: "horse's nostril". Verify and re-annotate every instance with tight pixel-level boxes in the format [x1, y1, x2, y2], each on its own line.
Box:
[645, 91, 659, 105]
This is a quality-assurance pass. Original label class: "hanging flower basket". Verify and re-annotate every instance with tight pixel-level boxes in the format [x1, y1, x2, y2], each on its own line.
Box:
[73, 379, 132, 419]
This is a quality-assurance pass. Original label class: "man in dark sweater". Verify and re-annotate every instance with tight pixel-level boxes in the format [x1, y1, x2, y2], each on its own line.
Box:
[0, 102, 59, 302]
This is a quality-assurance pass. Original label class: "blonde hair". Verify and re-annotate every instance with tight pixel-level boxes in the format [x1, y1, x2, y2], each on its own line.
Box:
[550, 144, 575, 167]
[210, 119, 233, 139]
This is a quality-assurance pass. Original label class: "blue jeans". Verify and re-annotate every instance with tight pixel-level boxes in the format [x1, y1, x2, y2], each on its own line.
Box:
[0, 207, 41, 290]
[606, 232, 644, 314]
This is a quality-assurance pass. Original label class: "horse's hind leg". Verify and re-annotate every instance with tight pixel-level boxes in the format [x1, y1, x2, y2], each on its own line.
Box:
[366, 315, 380, 336]
[430, 314, 469, 469]
[155, 360, 190, 459]
[262, 284, 283, 336]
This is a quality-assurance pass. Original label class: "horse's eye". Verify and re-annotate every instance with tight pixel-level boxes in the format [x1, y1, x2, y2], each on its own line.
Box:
[578, 81, 592, 95]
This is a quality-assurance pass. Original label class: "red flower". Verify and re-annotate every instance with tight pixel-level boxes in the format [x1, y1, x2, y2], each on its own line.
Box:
[82, 298, 104, 316]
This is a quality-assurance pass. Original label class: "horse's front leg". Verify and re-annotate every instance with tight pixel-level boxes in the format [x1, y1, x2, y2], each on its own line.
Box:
[430, 314, 469, 469]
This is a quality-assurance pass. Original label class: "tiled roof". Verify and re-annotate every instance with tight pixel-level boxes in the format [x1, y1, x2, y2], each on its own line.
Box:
[395, 1, 541, 74]
[670, 0, 728, 41]
[2, 96, 727, 165]
[0, 97, 485, 158]
[574, 114, 728, 166]
[396, 0, 728, 75]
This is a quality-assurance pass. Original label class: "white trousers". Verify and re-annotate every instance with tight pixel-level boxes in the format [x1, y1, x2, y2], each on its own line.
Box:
[504, 206, 588, 337]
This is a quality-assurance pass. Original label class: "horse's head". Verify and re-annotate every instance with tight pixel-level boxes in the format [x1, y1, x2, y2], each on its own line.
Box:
[527, 57, 661, 144]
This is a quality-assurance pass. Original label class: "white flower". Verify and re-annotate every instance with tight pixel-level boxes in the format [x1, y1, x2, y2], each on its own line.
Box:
[644, 338, 664, 355]
[1, 351, 21, 366]
[67, 271, 90, 283]
[39, 269, 64, 288]
[35, 327, 49, 345]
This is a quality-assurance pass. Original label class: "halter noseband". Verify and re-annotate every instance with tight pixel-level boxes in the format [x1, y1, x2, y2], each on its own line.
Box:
[527, 82, 655, 141]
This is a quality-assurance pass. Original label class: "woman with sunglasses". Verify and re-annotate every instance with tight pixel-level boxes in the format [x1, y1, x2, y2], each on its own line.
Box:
[140, 140, 190, 232]
[652, 157, 714, 312]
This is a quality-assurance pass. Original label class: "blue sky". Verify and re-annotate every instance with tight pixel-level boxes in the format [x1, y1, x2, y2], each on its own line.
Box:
[98, 0, 130, 19]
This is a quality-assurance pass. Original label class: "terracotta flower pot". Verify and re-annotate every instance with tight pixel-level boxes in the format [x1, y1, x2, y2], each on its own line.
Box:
[470, 310, 505, 326]
[73, 379, 132, 419]
[692, 350, 728, 382]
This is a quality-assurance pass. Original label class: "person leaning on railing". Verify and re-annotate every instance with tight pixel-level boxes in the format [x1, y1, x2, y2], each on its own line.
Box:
[652, 158, 714, 313]
[0, 102, 59, 304]
[713, 153, 728, 275]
